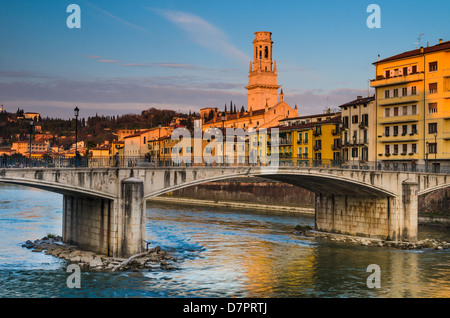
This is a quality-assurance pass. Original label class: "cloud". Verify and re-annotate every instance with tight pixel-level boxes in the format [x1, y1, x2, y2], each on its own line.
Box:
[99, 59, 119, 63]
[285, 88, 374, 115]
[85, 1, 151, 35]
[148, 8, 248, 62]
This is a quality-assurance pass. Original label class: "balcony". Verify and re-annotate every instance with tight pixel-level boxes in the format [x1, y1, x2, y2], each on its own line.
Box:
[332, 144, 341, 151]
[359, 122, 368, 129]
[279, 138, 292, 145]
[371, 72, 424, 88]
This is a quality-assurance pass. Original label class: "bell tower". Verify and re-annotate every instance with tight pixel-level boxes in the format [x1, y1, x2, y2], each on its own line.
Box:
[245, 31, 280, 111]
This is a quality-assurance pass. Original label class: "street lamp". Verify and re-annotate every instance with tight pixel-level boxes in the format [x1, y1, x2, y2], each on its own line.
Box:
[426, 141, 429, 172]
[158, 124, 161, 167]
[434, 131, 438, 173]
[222, 116, 225, 165]
[29, 120, 34, 160]
[74, 107, 79, 167]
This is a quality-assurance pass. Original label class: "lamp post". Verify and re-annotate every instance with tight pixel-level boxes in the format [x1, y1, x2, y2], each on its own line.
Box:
[222, 116, 225, 165]
[74, 107, 79, 167]
[158, 124, 161, 167]
[426, 141, 429, 172]
[434, 131, 438, 173]
[29, 120, 34, 161]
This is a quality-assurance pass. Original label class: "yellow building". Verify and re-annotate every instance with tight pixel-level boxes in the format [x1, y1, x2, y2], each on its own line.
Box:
[259, 113, 341, 166]
[371, 39, 450, 171]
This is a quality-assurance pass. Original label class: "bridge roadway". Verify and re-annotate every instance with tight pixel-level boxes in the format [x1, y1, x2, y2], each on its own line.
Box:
[0, 166, 448, 257]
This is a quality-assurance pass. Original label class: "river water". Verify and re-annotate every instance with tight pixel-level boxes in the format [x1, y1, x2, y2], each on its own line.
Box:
[0, 184, 449, 298]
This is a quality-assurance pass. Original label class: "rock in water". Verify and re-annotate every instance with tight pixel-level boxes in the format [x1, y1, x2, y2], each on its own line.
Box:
[89, 256, 103, 268]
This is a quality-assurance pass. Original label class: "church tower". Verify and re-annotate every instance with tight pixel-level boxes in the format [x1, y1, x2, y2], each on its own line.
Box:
[245, 32, 280, 111]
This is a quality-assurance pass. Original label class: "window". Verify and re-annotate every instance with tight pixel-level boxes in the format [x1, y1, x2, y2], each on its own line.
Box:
[352, 148, 358, 158]
[385, 145, 390, 154]
[394, 69, 399, 76]
[412, 144, 417, 153]
[393, 144, 399, 154]
[402, 87, 408, 96]
[412, 65, 417, 74]
[445, 77, 450, 92]
[402, 144, 408, 154]
[411, 86, 417, 95]
[393, 89, 399, 97]
[385, 126, 390, 137]
[385, 108, 390, 117]
[411, 124, 417, 134]
[402, 125, 408, 135]
[394, 107, 399, 116]
[304, 133, 309, 143]
[402, 106, 408, 116]
[385, 70, 390, 78]
[428, 123, 438, 134]
[429, 61, 438, 72]
[363, 130, 368, 143]
[428, 143, 437, 154]
[403, 67, 408, 76]
[352, 115, 359, 124]
[393, 126, 399, 136]
[264, 46, 269, 58]
[429, 103, 438, 113]
[429, 83, 438, 94]
[411, 105, 417, 115]
[385, 90, 390, 99]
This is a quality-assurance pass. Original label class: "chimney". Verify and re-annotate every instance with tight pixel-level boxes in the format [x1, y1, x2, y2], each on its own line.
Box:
[378, 54, 380, 61]
[420, 46, 424, 53]
[427, 42, 429, 47]
[439, 38, 443, 44]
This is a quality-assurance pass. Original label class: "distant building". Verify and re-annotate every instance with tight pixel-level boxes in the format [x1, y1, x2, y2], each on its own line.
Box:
[23, 112, 41, 122]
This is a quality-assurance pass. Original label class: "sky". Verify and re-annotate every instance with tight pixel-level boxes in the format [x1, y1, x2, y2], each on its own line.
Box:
[1, 0, 449, 119]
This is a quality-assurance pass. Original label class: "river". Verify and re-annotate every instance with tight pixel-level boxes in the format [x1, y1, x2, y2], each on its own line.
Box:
[0, 184, 448, 298]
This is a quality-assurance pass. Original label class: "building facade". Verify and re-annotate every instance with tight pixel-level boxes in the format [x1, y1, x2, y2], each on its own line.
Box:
[371, 39, 450, 172]
[339, 95, 376, 166]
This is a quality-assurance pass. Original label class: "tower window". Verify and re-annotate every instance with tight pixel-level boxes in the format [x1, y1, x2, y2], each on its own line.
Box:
[259, 50, 262, 59]
[265, 46, 268, 58]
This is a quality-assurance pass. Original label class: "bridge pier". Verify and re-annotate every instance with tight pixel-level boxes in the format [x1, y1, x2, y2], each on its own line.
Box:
[62, 177, 145, 258]
[315, 179, 419, 242]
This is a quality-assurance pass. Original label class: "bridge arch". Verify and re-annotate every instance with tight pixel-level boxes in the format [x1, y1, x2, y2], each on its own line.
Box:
[418, 183, 450, 196]
[0, 178, 116, 200]
[143, 169, 397, 200]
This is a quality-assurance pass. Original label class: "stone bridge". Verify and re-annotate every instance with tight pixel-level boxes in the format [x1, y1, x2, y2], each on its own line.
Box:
[0, 166, 448, 257]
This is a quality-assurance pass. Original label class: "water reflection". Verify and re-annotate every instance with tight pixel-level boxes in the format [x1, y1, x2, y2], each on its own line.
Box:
[0, 184, 448, 298]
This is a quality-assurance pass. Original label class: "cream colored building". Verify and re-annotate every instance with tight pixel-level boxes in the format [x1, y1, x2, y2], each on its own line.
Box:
[339, 95, 376, 165]
[123, 127, 172, 157]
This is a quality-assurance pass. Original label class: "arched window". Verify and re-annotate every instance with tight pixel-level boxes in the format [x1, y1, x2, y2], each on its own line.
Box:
[259, 50, 262, 59]
[265, 46, 268, 58]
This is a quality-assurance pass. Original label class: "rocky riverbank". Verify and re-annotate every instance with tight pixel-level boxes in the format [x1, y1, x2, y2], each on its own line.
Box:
[22, 236, 178, 271]
[293, 225, 450, 250]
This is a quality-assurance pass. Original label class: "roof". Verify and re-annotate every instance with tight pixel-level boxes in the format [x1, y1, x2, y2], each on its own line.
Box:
[338, 95, 375, 108]
[374, 40, 450, 64]
[269, 115, 341, 132]
[92, 145, 111, 151]
[123, 129, 152, 139]
[279, 112, 340, 122]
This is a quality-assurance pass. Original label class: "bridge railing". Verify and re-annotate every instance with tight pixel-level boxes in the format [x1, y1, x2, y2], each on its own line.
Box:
[0, 156, 449, 174]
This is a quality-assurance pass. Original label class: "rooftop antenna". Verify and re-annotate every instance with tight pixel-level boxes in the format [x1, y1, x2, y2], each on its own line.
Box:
[415, 33, 424, 48]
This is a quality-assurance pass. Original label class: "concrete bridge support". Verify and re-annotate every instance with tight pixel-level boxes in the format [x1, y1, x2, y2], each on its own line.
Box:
[62, 177, 145, 257]
[315, 180, 419, 242]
